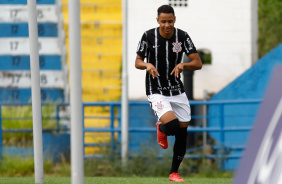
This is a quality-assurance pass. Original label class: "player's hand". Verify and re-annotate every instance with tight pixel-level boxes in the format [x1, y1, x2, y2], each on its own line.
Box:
[146, 63, 160, 79]
[171, 63, 184, 78]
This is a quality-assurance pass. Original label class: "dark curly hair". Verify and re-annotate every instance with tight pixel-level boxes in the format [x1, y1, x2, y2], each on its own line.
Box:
[157, 5, 175, 16]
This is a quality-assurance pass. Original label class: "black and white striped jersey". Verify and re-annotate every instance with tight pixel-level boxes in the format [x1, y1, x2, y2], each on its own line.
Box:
[136, 27, 198, 96]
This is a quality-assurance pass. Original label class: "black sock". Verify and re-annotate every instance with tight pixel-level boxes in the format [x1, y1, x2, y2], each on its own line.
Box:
[170, 127, 187, 174]
[159, 119, 180, 136]
[159, 123, 166, 133]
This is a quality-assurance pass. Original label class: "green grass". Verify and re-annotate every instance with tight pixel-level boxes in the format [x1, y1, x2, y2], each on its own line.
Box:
[0, 177, 232, 184]
[2, 105, 58, 144]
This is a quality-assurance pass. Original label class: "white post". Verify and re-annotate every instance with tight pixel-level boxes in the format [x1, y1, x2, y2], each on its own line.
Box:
[251, 0, 258, 65]
[121, 0, 129, 164]
[27, 0, 44, 183]
[68, 1, 84, 184]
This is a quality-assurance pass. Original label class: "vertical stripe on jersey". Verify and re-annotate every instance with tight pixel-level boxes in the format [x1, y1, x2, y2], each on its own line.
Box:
[184, 42, 189, 54]
[175, 29, 179, 66]
[144, 32, 148, 57]
[174, 28, 182, 95]
[154, 29, 158, 69]
[154, 28, 162, 95]
[147, 52, 152, 95]
[183, 32, 190, 54]
[166, 41, 173, 96]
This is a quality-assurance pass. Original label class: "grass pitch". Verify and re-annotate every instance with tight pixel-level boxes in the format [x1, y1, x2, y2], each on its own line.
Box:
[0, 177, 232, 184]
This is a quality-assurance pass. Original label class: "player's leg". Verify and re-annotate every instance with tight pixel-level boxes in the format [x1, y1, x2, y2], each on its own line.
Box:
[168, 93, 191, 182]
[148, 93, 189, 181]
[148, 94, 180, 149]
[169, 121, 188, 182]
[156, 110, 182, 149]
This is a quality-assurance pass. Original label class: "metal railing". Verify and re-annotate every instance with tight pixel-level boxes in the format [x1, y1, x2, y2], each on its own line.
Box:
[0, 99, 262, 170]
[82, 100, 262, 166]
[0, 102, 70, 159]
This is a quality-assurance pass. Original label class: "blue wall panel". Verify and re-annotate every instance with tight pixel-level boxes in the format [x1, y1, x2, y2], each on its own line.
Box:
[208, 43, 282, 170]
[118, 102, 158, 154]
[3, 133, 70, 163]
[0, 23, 58, 37]
[0, 88, 64, 103]
[0, 55, 61, 70]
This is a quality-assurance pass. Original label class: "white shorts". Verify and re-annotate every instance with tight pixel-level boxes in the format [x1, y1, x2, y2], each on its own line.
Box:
[147, 93, 191, 122]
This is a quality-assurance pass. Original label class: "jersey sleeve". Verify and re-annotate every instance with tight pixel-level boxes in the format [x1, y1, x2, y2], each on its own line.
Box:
[183, 32, 198, 56]
[136, 32, 148, 58]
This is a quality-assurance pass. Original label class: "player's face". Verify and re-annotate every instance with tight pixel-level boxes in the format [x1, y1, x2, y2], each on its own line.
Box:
[157, 13, 175, 38]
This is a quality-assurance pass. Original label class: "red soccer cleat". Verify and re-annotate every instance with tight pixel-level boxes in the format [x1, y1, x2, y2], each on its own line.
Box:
[156, 121, 168, 149]
[169, 173, 185, 182]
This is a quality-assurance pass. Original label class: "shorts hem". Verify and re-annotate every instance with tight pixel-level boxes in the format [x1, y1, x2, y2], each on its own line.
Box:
[178, 118, 191, 122]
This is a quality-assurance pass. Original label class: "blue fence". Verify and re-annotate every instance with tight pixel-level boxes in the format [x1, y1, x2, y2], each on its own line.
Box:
[0, 99, 262, 170]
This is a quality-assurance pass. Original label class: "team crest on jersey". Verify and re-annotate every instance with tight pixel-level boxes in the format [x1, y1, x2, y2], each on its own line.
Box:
[155, 101, 164, 111]
[172, 42, 182, 53]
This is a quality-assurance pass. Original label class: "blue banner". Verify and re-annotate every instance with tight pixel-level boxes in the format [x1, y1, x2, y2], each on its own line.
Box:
[233, 65, 282, 184]
[0, 55, 61, 70]
[0, 23, 58, 37]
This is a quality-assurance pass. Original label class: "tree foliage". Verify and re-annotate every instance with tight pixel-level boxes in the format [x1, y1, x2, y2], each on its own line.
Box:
[258, 0, 282, 58]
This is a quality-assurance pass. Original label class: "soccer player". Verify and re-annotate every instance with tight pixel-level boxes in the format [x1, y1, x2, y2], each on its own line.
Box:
[135, 4, 202, 182]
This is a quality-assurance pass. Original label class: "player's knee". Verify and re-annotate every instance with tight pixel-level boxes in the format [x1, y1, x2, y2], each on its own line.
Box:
[161, 119, 181, 136]
[180, 122, 189, 128]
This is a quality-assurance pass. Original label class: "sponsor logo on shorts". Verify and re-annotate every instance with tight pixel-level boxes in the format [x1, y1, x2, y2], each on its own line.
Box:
[155, 101, 164, 111]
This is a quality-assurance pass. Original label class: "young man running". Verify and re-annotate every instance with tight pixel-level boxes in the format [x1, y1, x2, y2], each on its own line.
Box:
[135, 4, 202, 182]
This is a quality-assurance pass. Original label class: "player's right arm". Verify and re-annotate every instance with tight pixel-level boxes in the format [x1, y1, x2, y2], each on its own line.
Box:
[135, 54, 160, 79]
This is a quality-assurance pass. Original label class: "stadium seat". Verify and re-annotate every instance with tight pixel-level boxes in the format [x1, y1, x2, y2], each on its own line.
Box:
[64, 23, 122, 38]
[62, 0, 122, 156]
[82, 61, 121, 70]
[63, 5, 121, 22]
[62, 0, 121, 6]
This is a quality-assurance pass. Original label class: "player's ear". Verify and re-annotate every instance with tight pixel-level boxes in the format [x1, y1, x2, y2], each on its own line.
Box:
[174, 16, 176, 23]
[156, 17, 159, 24]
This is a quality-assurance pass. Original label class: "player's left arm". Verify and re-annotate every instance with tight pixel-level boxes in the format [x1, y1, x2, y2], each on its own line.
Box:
[171, 53, 202, 78]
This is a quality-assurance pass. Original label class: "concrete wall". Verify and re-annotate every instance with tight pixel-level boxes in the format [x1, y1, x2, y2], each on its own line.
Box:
[127, 0, 258, 100]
